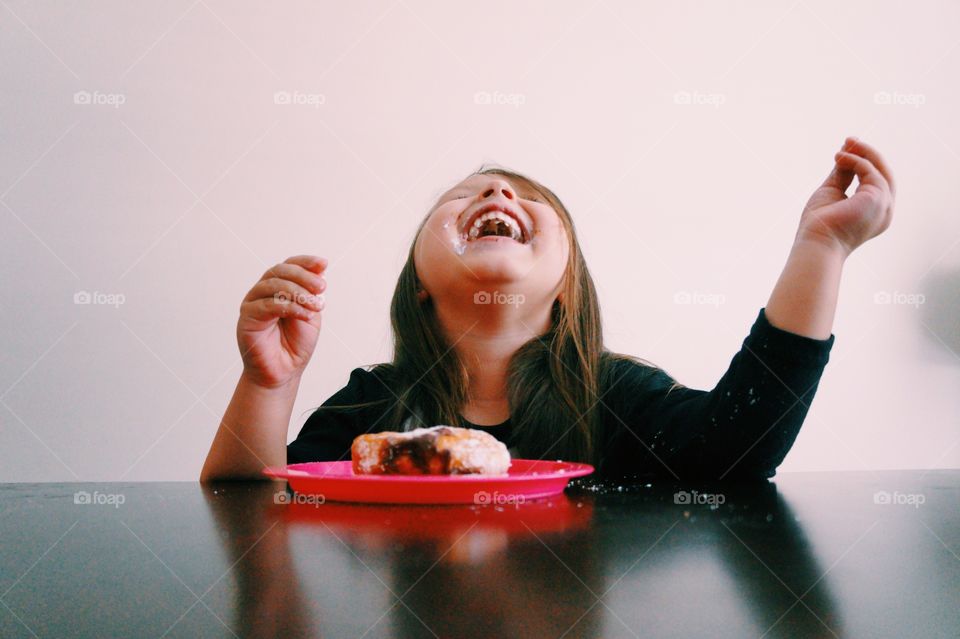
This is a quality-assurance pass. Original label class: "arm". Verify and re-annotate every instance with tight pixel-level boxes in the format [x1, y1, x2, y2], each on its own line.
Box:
[764, 238, 845, 341]
[200, 373, 301, 481]
[764, 136, 896, 339]
[603, 138, 895, 480]
[604, 311, 835, 480]
[200, 255, 327, 482]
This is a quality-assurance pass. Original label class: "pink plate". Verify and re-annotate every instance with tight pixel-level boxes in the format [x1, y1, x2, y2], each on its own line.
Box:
[262, 459, 595, 505]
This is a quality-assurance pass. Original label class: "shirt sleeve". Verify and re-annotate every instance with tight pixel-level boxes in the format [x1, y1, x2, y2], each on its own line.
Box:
[601, 307, 835, 480]
[286, 367, 395, 464]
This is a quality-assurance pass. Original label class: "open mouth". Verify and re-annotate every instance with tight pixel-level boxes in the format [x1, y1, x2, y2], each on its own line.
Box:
[460, 204, 530, 244]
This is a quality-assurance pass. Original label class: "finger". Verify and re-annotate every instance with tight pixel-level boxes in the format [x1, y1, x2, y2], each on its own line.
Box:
[241, 297, 319, 323]
[257, 263, 326, 295]
[843, 137, 896, 198]
[245, 278, 324, 310]
[820, 156, 856, 193]
[834, 151, 888, 193]
[284, 255, 328, 274]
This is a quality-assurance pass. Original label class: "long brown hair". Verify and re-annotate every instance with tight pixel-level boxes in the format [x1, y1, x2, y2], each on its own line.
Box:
[374, 165, 680, 466]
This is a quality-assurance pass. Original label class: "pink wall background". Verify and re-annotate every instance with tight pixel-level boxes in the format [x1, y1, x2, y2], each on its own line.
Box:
[2, 0, 958, 480]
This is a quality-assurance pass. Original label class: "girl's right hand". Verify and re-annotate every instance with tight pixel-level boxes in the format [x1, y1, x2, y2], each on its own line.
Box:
[237, 255, 327, 389]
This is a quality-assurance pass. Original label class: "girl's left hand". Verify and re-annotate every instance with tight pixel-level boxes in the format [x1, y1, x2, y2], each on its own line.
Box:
[796, 137, 896, 258]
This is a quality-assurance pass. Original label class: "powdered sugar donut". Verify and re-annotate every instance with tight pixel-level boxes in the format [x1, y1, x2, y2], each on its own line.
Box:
[351, 425, 511, 475]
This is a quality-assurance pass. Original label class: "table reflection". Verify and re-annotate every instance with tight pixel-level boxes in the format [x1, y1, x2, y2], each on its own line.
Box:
[201, 478, 844, 638]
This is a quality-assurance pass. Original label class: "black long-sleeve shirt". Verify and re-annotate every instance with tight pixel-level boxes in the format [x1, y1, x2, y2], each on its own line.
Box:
[287, 307, 835, 480]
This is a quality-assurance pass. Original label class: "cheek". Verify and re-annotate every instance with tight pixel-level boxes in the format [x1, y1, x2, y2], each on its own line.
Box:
[533, 215, 570, 267]
[420, 210, 460, 250]
[413, 218, 455, 285]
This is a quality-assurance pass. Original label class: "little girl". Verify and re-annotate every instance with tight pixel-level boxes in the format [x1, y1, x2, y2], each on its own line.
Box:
[200, 137, 895, 481]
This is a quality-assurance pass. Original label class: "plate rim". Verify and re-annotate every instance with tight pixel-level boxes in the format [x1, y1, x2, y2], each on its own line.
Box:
[262, 458, 594, 482]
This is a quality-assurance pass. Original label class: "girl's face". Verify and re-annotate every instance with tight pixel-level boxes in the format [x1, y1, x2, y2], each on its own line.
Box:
[414, 174, 569, 305]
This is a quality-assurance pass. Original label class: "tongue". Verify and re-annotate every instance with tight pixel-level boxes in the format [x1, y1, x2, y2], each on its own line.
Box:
[480, 220, 511, 238]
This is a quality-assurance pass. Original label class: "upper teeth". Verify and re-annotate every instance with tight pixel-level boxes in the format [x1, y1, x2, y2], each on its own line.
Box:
[467, 210, 523, 242]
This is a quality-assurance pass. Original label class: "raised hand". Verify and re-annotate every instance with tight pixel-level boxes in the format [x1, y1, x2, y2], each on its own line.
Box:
[237, 255, 326, 388]
[797, 137, 896, 258]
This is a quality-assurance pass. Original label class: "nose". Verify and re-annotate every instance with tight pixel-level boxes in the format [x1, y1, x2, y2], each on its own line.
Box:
[480, 178, 515, 201]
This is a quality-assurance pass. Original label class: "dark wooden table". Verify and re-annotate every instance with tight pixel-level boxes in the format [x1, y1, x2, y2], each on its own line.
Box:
[2, 470, 958, 638]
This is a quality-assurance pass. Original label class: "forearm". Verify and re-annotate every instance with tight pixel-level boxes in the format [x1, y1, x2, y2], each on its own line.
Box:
[764, 235, 847, 340]
[627, 314, 833, 479]
[199, 371, 300, 482]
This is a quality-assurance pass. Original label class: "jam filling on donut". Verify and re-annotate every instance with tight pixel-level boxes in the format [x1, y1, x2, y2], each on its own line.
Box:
[381, 427, 454, 474]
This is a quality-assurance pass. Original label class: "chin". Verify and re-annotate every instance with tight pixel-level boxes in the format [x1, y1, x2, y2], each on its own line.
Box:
[459, 254, 531, 283]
